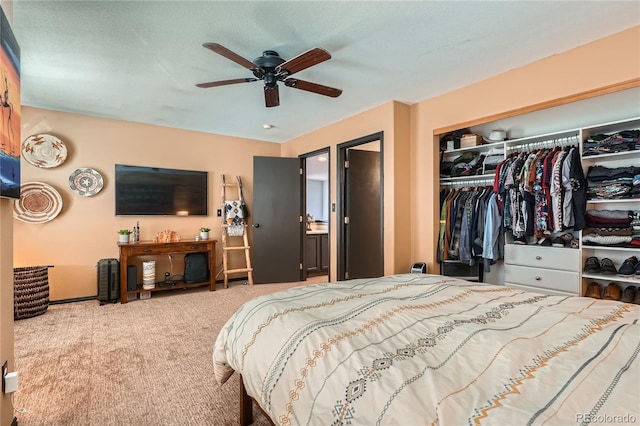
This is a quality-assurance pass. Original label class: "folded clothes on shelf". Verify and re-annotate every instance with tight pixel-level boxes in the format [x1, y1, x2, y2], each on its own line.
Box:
[582, 209, 640, 248]
[582, 129, 639, 156]
[440, 151, 491, 178]
[586, 165, 640, 200]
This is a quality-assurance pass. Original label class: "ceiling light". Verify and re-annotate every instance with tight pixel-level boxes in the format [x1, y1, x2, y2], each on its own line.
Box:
[263, 124, 273, 129]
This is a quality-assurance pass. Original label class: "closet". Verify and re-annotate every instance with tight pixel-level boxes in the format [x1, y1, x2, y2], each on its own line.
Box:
[437, 88, 639, 297]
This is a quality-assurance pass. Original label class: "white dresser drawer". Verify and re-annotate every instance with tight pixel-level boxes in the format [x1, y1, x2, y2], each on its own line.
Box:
[505, 245, 579, 271]
[505, 282, 577, 297]
[504, 264, 579, 294]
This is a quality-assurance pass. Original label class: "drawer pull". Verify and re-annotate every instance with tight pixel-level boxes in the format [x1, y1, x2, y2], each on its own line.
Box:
[142, 249, 152, 253]
[535, 276, 541, 281]
[190, 245, 198, 250]
[535, 256, 542, 260]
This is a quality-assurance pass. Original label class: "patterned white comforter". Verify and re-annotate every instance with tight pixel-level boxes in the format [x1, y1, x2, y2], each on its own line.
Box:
[213, 274, 640, 426]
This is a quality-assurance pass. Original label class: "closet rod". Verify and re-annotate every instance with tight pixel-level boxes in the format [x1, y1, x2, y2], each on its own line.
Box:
[506, 135, 579, 152]
[440, 177, 494, 187]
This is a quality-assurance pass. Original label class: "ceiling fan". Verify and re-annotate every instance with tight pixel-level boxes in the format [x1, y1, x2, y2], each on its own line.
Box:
[196, 43, 342, 108]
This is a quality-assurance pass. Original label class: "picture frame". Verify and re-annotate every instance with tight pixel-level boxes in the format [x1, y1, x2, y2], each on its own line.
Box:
[0, 5, 21, 199]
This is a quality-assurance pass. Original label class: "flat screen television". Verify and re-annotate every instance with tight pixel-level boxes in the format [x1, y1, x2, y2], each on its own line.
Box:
[115, 164, 208, 216]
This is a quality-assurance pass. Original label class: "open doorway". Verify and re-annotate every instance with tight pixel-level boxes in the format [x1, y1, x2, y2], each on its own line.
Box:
[302, 148, 330, 282]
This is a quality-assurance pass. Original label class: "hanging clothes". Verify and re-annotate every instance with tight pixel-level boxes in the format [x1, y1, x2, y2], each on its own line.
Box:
[438, 185, 502, 268]
[494, 144, 586, 239]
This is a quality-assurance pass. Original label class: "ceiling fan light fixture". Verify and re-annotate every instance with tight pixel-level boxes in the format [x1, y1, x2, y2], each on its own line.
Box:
[197, 43, 342, 107]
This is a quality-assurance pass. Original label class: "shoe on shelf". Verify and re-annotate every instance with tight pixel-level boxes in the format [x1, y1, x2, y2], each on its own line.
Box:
[621, 286, 637, 304]
[635, 262, 640, 280]
[585, 282, 602, 299]
[569, 237, 579, 249]
[618, 256, 638, 276]
[583, 256, 601, 274]
[634, 287, 640, 305]
[537, 238, 552, 247]
[513, 235, 527, 245]
[600, 258, 617, 275]
[552, 233, 574, 248]
[602, 282, 622, 301]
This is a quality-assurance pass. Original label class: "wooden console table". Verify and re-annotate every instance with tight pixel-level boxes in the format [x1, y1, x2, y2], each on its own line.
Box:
[118, 239, 216, 304]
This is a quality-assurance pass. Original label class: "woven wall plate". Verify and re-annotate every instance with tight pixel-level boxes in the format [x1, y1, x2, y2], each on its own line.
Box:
[22, 134, 68, 168]
[69, 168, 104, 197]
[13, 182, 63, 224]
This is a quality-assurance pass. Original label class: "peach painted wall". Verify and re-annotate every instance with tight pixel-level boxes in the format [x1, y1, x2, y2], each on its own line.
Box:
[410, 26, 640, 272]
[16, 108, 280, 300]
[281, 101, 412, 278]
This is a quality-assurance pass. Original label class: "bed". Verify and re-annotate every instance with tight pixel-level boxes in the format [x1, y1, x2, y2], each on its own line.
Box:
[213, 274, 640, 425]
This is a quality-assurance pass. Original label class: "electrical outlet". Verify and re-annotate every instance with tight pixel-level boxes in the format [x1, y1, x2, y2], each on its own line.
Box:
[216, 209, 222, 217]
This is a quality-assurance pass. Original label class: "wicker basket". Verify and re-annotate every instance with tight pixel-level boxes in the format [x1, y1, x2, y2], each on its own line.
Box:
[13, 266, 50, 320]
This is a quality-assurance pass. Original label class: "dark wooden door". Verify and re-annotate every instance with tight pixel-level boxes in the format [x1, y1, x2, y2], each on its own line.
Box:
[345, 149, 383, 279]
[252, 156, 303, 283]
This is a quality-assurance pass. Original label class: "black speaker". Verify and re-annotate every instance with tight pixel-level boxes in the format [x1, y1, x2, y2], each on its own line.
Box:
[184, 252, 209, 283]
[127, 265, 137, 291]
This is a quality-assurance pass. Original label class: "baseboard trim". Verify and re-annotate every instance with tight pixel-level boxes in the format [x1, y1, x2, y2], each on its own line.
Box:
[49, 277, 250, 305]
[50, 296, 97, 305]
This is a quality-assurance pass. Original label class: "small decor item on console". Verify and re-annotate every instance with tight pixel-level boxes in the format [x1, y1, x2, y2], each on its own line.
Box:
[153, 229, 181, 243]
[199, 227, 210, 240]
[129, 221, 141, 242]
[142, 261, 156, 290]
[117, 229, 132, 243]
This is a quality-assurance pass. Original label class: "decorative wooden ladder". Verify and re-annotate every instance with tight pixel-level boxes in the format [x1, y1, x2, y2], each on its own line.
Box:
[220, 175, 254, 288]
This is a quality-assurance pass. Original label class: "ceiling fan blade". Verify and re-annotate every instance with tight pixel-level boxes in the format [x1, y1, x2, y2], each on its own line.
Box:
[276, 48, 331, 77]
[284, 78, 342, 98]
[264, 85, 280, 108]
[202, 43, 262, 72]
[196, 78, 257, 88]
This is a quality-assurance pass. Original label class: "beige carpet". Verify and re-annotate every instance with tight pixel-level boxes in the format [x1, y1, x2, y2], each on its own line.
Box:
[13, 276, 327, 426]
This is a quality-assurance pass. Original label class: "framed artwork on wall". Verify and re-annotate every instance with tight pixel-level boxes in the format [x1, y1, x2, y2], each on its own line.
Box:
[0, 5, 20, 199]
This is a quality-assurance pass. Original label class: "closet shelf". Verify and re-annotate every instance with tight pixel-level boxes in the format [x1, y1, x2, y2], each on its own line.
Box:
[440, 173, 495, 182]
[581, 273, 639, 285]
[504, 129, 579, 150]
[582, 245, 640, 252]
[441, 141, 503, 155]
[586, 198, 639, 204]
[582, 150, 639, 162]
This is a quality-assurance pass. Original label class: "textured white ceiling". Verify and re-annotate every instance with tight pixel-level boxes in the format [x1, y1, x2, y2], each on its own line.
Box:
[12, 1, 640, 143]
